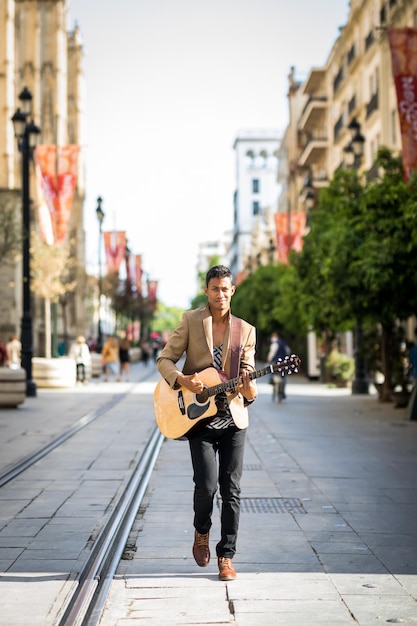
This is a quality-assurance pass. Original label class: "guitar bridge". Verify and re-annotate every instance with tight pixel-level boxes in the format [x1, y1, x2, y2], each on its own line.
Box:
[177, 390, 186, 415]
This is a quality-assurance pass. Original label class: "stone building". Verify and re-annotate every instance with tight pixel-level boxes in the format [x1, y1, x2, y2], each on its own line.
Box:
[281, 0, 417, 222]
[277, 0, 417, 373]
[0, 0, 87, 354]
[229, 129, 280, 282]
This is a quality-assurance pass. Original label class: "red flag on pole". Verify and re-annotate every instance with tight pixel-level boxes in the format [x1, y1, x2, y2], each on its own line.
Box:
[388, 27, 417, 180]
[147, 279, 158, 311]
[103, 231, 126, 274]
[35, 145, 79, 246]
[274, 212, 306, 263]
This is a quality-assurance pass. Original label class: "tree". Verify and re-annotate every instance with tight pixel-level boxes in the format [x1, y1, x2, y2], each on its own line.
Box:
[231, 264, 307, 359]
[0, 191, 22, 264]
[31, 234, 76, 358]
[354, 148, 417, 398]
[152, 302, 184, 334]
[295, 148, 417, 400]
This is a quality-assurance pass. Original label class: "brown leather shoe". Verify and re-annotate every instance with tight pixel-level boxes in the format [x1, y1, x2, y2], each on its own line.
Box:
[218, 557, 236, 581]
[192, 531, 210, 567]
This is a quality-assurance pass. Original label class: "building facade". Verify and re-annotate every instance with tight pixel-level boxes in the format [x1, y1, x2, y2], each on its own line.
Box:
[228, 129, 280, 282]
[0, 0, 87, 353]
[277, 0, 417, 371]
[281, 0, 417, 220]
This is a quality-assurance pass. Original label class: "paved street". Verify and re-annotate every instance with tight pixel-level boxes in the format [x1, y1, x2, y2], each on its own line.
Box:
[103, 375, 417, 625]
[0, 367, 416, 625]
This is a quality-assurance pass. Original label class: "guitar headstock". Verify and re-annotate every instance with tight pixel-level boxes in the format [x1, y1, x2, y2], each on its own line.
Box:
[272, 354, 301, 376]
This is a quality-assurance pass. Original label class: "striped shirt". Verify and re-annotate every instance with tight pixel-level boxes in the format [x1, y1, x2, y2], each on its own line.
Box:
[207, 344, 234, 430]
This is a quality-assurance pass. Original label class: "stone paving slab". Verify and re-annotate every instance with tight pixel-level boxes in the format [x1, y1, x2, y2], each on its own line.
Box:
[1, 372, 417, 625]
[0, 364, 158, 626]
[99, 379, 417, 625]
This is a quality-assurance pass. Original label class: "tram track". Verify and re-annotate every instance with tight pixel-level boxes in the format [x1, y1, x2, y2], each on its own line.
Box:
[56, 426, 164, 626]
[0, 366, 158, 489]
[0, 362, 166, 626]
[0, 392, 128, 488]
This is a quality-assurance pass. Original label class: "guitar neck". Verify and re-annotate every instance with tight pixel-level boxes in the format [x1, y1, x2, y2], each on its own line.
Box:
[206, 364, 274, 398]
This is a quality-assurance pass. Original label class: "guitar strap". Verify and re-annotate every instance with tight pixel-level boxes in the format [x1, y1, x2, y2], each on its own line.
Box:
[230, 316, 242, 379]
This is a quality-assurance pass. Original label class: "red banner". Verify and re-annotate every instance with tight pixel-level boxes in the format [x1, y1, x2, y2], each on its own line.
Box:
[274, 212, 306, 263]
[388, 28, 417, 180]
[147, 279, 158, 311]
[34, 145, 79, 246]
[103, 231, 126, 274]
[135, 255, 143, 296]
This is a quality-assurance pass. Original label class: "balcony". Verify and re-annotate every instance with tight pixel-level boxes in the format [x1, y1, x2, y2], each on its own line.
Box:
[299, 132, 328, 167]
[299, 96, 328, 131]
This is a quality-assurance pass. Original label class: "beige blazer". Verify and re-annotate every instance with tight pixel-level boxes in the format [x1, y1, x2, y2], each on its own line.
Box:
[156, 305, 256, 429]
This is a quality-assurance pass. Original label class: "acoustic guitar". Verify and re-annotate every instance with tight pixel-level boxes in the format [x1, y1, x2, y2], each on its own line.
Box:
[154, 355, 301, 439]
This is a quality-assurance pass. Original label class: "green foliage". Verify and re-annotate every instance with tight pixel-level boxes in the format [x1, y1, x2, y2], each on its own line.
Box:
[296, 149, 417, 331]
[190, 292, 207, 310]
[31, 234, 76, 302]
[325, 348, 354, 382]
[293, 146, 417, 394]
[152, 302, 184, 333]
[0, 191, 22, 264]
[231, 263, 308, 357]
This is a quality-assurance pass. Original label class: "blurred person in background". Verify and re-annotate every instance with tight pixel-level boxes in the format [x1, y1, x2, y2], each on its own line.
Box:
[6, 335, 22, 368]
[119, 331, 131, 381]
[69, 335, 91, 384]
[101, 336, 120, 382]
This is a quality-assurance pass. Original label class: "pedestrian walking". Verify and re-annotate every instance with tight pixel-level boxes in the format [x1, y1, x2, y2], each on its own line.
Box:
[101, 336, 120, 382]
[118, 331, 131, 381]
[156, 265, 257, 581]
[69, 335, 91, 384]
[267, 331, 291, 400]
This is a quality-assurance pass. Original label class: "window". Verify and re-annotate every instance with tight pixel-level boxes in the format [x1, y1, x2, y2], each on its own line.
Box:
[252, 179, 260, 193]
[252, 201, 260, 215]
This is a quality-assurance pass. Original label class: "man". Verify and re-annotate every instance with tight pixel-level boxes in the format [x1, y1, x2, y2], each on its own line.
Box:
[157, 265, 257, 581]
[267, 331, 290, 399]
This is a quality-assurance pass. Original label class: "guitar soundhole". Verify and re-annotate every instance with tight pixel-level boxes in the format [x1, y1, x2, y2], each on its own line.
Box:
[196, 389, 209, 403]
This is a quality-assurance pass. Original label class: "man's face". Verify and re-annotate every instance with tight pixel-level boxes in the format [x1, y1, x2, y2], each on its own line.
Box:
[204, 277, 235, 313]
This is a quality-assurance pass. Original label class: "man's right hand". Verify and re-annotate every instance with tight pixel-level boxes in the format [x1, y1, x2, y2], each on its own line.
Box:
[176, 372, 205, 393]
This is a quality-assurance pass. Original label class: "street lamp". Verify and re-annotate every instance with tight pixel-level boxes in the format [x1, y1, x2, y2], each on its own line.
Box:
[11, 87, 41, 397]
[344, 118, 369, 395]
[96, 197, 105, 352]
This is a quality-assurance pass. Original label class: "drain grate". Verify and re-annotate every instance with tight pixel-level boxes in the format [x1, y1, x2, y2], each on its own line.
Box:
[240, 497, 306, 514]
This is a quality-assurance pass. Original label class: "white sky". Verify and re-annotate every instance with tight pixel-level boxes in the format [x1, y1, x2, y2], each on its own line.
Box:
[67, 0, 350, 309]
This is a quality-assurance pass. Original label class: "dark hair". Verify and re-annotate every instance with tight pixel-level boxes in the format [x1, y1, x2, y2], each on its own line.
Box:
[205, 265, 233, 286]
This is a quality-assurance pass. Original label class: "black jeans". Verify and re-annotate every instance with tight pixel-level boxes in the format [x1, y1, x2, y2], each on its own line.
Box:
[76, 363, 86, 382]
[188, 425, 246, 558]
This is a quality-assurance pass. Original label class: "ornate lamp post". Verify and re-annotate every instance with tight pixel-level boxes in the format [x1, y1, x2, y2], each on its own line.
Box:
[344, 118, 369, 395]
[96, 197, 105, 352]
[11, 87, 41, 397]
